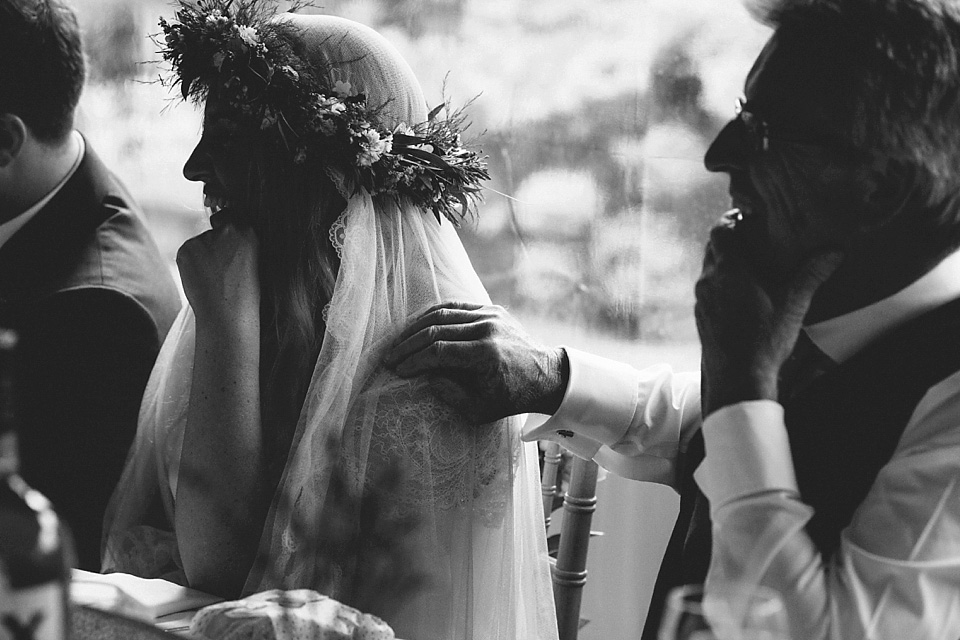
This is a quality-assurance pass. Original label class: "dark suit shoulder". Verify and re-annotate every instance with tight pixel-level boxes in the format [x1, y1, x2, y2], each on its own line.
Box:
[5, 143, 184, 342]
[60, 197, 182, 340]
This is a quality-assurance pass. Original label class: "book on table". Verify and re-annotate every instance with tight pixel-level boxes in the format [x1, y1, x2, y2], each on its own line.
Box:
[71, 568, 223, 621]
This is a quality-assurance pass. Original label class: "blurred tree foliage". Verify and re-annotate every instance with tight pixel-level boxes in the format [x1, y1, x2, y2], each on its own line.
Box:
[75, 0, 739, 343]
[378, 0, 466, 37]
[460, 30, 726, 340]
[81, 1, 145, 84]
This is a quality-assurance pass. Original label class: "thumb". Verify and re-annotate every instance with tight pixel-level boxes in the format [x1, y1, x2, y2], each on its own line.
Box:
[781, 250, 844, 325]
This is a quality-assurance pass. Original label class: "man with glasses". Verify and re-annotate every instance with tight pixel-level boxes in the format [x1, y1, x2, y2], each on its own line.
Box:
[387, 0, 960, 638]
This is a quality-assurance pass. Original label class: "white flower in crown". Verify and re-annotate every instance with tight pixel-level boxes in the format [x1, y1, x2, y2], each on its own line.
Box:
[317, 96, 346, 115]
[357, 149, 379, 167]
[236, 25, 259, 47]
[205, 10, 227, 25]
[333, 79, 353, 97]
[261, 107, 277, 130]
[317, 117, 336, 136]
[358, 130, 393, 166]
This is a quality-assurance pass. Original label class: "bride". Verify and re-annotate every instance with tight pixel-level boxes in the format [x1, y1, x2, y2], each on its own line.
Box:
[101, 5, 558, 640]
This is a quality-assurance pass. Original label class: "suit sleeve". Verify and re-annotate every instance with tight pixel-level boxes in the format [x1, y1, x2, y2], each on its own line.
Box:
[15, 288, 162, 571]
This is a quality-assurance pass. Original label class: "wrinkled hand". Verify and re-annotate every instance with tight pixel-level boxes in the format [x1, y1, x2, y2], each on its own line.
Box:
[176, 216, 260, 328]
[695, 214, 842, 415]
[383, 302, 568, 424]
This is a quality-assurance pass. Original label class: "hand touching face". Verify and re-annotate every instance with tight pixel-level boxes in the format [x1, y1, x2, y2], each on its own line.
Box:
[694, 212, 842, 415]
[177, 220, 260, 328]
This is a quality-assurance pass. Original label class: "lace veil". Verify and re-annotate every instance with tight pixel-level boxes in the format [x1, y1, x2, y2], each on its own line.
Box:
[103, 15, 558, 640]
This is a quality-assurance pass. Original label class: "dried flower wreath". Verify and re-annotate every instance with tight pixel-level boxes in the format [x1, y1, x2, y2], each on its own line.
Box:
[158, 0, 488, 224]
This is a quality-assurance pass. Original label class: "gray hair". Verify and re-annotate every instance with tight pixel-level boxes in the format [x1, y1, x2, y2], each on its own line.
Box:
[753, 0, 960, 208]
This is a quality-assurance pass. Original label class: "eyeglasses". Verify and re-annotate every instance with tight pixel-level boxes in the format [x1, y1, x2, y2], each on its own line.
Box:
[734, 97, 771, 152]
[734, 97, 852, 155]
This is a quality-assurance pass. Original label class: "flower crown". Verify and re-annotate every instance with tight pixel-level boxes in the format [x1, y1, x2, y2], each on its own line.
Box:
[158, 0, 488, 224]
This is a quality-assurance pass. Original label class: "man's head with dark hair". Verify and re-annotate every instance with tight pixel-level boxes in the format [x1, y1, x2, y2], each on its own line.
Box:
[763, 0, 960, 211]
[0, 0, 85, 143]
[704, 0, 960, 319]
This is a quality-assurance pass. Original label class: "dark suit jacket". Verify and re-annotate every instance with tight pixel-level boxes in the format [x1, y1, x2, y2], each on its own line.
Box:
[0, 140, 182, 570]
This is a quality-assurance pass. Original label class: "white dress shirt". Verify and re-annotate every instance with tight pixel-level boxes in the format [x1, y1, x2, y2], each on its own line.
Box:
[523, 247, 960, 639]
[0, 131, 84, 250]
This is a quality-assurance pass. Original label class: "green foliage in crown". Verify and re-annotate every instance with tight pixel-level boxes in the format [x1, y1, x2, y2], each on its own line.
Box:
[158, 0, 488, 224]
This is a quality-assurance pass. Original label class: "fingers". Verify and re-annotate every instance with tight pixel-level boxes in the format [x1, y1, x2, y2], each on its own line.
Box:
[393, 301, 488, 341]
[719, 208, 743, 228]
[187, 222, 259, 252]
[420, 300, 487, 314]
[388, 331, 487, 375]
[396, 308, 476, 343]
[780, 250, 844, 325]
[699, 234, 742, 292]
[707, 216, 748, 258]
[175, 224, 259, 288]
[176, 231, 210, 268]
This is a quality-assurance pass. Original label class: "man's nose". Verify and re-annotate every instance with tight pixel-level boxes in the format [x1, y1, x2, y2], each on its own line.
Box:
[182, 138, 212, 183]
[704, 119, 750, 174]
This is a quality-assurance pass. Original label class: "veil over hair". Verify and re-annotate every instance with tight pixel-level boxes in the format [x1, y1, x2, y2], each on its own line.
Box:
[102, 14, 558, 640]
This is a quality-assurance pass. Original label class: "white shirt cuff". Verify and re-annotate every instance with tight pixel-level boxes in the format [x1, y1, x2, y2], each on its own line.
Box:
[693, 400, 798, 516]
[521, 347, 640, 457]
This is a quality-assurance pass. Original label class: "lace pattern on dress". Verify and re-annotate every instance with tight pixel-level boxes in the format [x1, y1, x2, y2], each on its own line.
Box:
[340, 371, 516, 527]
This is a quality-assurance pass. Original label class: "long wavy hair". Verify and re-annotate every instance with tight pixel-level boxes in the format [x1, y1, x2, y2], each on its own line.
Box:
[213, 15, 429, 479]
[238, 138, 346, 479]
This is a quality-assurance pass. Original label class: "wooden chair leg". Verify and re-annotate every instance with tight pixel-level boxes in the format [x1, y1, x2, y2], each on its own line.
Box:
[541, 441, 563, 529]
[552, 456, 599, 640]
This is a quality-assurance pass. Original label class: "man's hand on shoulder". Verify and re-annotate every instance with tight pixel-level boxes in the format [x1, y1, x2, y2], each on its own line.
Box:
[384, 302, 568, 424]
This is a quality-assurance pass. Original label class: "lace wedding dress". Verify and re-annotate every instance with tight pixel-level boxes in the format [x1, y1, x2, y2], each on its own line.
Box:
[102, 16, 558, 640]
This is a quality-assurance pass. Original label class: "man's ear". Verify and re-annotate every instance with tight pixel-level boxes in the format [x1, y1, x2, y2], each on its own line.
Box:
[0, 114, 26, 169]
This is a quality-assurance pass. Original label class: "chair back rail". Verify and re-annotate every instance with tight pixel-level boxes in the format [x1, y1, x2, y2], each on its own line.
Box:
[552, 455, 599, 640]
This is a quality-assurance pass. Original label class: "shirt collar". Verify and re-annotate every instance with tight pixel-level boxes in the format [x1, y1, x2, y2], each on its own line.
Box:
[805, 247, 960, 363]
[0, 131, 85, 251]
